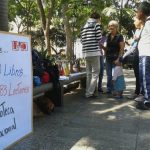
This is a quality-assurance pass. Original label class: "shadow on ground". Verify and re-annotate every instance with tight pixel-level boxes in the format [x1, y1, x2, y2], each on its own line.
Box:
[10, 69, 150, 150]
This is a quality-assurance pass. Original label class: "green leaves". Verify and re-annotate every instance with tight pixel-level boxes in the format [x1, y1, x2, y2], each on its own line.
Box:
[8, 0, 141, 49]
[8, 0, 40, 33]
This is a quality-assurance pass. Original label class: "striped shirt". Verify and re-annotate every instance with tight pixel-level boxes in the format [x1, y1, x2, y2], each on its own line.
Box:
[81, 18, 102, 58]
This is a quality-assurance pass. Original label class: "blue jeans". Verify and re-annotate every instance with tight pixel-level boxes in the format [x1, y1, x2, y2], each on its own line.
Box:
[106, 60, 115, 92]
[98, 56, 105, 90]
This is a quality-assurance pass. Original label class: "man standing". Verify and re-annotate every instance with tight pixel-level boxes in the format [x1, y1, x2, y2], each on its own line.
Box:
[81, 12, 102, 98]
[136, 1, 150, 110]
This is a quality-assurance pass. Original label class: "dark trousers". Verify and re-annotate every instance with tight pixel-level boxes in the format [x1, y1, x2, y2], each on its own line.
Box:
[98, 56, 104, 90]
[106, 60, 114, 92]
[139, 56, 150, 101]
[132, 51, 140, 95]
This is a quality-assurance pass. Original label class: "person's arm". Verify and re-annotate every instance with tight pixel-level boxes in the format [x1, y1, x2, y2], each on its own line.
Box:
[80, 28, 83, 44]
[123, 41, 137, 59]
[95, 23, 102, 41]
[119, 41, 125, 58]
[99, 43, 107, 51]
[114, 35, 125, 63]
[114, 41, 124, 63]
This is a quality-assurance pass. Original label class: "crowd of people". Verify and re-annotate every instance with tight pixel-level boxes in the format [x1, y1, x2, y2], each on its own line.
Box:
[81, 1, 150, 110]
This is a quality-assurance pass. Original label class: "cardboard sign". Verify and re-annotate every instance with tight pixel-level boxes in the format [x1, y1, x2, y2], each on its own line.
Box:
[0, 32, 33, 149]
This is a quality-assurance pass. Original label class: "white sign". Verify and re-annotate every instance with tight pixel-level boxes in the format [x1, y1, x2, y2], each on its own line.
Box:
[0, 32, 33, 149]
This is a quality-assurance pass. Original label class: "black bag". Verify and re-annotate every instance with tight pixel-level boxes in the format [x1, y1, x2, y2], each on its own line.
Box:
[45, 82, 63, 106]
[32, 49, 44, 78]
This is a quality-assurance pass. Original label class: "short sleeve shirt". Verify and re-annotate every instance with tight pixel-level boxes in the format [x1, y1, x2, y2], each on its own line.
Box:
[106, 33, 124, 61]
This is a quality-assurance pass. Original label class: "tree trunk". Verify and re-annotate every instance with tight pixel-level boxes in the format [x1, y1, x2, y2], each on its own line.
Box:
[44, 25, 50, 55]
[45, 8, 52, 55]
[0, 0, 8, 31]
[37, 0, 55, 55]
[62, 4, 74, 72]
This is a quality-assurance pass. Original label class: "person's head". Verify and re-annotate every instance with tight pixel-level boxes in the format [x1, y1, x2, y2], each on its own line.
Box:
[133, 16, 143, 29]
[90, 12, 101, 23]
[108, 20, 119, 34]
[136, 1, 150, 21]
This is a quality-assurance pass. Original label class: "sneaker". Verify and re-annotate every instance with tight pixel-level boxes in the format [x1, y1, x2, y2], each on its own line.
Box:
[136, 101, 149, 110]
[134, 94, 144, 102]
[98, 88, 104, 93]
[115, 95, 123, 99]
[127, 94, 138, 99]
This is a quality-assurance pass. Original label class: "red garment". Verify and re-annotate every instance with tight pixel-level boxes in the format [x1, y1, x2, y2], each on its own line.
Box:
[42, 71, 50, 83]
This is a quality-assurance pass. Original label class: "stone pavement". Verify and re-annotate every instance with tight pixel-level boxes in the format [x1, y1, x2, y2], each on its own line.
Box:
[10, 70, 150, 150]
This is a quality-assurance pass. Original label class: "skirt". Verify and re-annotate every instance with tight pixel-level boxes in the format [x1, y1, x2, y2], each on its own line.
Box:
[113, 75, 126, 92]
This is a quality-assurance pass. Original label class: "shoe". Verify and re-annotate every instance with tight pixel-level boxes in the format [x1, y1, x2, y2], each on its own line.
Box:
[136, 101, 149, 110]
[115, 95, 123, 99]
[98, 88, 104, 93]
[127, 94, 138, 99]
[144, 101, 150, 108]
[86, 94, 98, 99]
[134, 94, 144, 102]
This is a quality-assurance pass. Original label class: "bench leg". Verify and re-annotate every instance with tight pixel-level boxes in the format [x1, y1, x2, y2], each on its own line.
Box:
[45, 82, 63, 107]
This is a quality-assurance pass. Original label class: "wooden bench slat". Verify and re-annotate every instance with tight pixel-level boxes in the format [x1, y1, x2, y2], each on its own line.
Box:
[33, 72, 86, 103]
[33, 83, 53, 96]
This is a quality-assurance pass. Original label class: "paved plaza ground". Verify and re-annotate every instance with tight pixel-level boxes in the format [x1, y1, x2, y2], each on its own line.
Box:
[10, 69, 150, 150]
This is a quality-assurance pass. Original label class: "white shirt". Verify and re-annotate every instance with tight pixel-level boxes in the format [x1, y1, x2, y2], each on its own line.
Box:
[138, 16, 150, 56]
[134, 28, 141, 39]
[112, 66, 123, 81]
[123, 29, 142, 59]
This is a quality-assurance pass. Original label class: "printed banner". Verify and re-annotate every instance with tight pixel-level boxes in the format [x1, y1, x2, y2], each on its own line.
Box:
[0, 32, 33, 149]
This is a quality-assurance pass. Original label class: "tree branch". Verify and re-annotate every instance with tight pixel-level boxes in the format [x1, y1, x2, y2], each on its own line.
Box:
[36, 0, 46, 30]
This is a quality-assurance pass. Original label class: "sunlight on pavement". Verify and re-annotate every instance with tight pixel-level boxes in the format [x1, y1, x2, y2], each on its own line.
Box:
[70, 137, 96, 150]
[92, 101, 135, 115]
[90, 102, 106, 105]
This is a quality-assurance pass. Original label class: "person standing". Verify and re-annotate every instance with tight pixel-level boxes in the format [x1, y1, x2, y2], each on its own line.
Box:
[98, 31, 107, 93]
[81, 12, 102, 98]
[135, 1, 150, 110]
[100, 20, 124, 94]
[112, 61, 126, 99]
[123, 17, 144, 99]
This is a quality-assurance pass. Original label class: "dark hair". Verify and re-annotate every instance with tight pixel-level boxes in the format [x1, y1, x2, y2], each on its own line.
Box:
[90, 12, 100, 19]
[138, 1, 150, 16]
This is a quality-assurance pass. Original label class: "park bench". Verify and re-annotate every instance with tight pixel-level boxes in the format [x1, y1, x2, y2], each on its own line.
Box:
[33, 72, 86, 106]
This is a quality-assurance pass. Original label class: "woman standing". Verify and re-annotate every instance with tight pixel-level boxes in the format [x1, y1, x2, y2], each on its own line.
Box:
[100, 20, 124, 93]
[123, 17, 144, 99]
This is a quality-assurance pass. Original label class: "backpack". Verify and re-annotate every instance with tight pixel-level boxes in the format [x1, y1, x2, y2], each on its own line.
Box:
[33, 76, 42, 86]
[32, 49, 44, 78]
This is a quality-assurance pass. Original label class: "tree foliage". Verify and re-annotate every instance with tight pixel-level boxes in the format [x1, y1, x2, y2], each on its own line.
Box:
[8, 0, 143, 55]
[8, 0, 40, 33]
